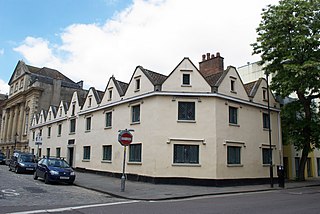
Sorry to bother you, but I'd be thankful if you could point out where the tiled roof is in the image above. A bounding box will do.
[29,67,76,84]
[140,67,167,86]
[244,79,261,97]
[114,78,129,96]
[91,87,104,104]
[204,71,224,86]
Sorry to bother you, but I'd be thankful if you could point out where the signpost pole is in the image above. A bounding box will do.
[121,146,127,192]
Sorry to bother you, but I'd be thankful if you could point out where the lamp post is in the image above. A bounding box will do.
[14,133,18,151]
[266,73,274,188]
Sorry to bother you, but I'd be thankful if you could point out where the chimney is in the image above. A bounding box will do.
[199,52,224,77]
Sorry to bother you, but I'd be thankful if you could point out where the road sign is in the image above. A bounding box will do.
[35,134,42,145]
[118,130,133,146]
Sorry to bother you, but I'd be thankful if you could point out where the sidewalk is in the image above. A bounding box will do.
[73,171,320,201]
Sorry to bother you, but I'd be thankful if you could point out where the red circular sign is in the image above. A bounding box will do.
[118,131,133,146]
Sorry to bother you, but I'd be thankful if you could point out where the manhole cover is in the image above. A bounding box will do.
[23,187,47,193]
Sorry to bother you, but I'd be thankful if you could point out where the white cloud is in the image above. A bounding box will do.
[0,78,9,95]
[14,0,279,91]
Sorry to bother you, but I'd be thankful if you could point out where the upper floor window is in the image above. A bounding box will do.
[20,79,24,89]
[71,103,76,116]
[47,127,51,138]
[70,119,76,133]
[131,105,140,123]
[105,112,112,128]
[58,124,62,136]
[88,97,92,107]
[108,90,112,100]
[182,74,190,85]
[83,146,91,160]
[135,78,140,91]
[231,80,235,92]
[86,117,91,131]
[48,111,52,120]
[263,89,267,101]
[263,113,270,129]
[15,83,18,92]
[229,106,238,125]
[174,144,199,164]
[59,107,63,117]
[178,102,195,121]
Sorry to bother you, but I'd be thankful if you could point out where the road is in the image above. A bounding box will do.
[1,164,320,214]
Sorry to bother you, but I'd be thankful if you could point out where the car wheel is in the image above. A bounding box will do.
[8,166,11,171]
[15,167,20,174]
[67,181,74,185]
[33,171,38,180]
[44,173,50,184]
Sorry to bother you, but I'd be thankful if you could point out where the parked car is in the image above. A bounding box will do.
[8,152,37,173]
[33,157,75,185]
[0,152,6,165]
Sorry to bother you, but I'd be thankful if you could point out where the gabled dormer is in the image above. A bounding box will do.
[211,66,250,101]
[101,76,127,105]
[245,78,279,108]
[38,109,47,124]
[31,114,39,127]
[124,66,165,98]
[56,101,68,119]
[8,60,29,97]
[46,106,57,122]
[67,91,81,117]
[162,57,211,92]
[81,87,104,111]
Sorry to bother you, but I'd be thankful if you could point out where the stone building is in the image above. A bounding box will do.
[30,52,282,186]
[0,60,86,158]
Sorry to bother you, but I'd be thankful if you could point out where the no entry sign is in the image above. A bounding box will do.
[118,130,133,146]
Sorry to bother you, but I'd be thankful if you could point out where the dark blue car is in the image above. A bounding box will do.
[33,157,75,185]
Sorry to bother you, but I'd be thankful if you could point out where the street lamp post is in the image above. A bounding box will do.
[266,73,274,188]
[14,133,18,151]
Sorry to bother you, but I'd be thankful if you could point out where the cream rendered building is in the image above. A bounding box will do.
[238,62,320,180]
[30,53,281,185]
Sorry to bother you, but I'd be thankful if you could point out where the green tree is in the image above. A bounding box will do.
[252,0,320,181]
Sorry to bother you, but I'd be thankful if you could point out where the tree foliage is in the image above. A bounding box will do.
[252,0,320,181]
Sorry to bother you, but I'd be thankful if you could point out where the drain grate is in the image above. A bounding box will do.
[23,187,47,193]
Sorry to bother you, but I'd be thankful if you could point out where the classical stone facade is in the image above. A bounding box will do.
[0,60,86,158]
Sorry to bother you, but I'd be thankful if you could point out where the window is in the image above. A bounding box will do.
[56,148,61,158]
[48,111,52,120]
[129,143,142,162]
[47,127,51,138]
[102,145,112,161]
[231,80,235,92]
[178,102,195,121]
[39,129,42,137]
[182,74,190,85]
[227,146,241,165]
[135,79,140,91]
[59,107,63,117]
[32,131,35,141]
[20,79,24,88]
[105,112,112,127]
[263,113,270,129]
[24,112,29,135]
[70,119,76,133]
[108,90,112,100]
[58,124,62,136]
[262,148,272,165]
[132,105,140,123]
[88,97,92,107]
[86,117,91,131]
[46,148,50,158]
[229,106,238,125]
[71,103,76,116]
[174,144,199,164]
[263,89,267,100]
[83,146,91,160]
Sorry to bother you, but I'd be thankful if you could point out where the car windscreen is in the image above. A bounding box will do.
[19,155,35,163]
[48,159,70,168]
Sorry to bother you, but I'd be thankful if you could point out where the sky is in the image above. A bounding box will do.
[0,0,279,94]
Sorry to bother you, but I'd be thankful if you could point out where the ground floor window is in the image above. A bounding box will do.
[129,143,141,162]
[83,146,91,160]
[227,146,241,165]
[56,147,61,158]
[46,148,50,158]
[262,148,272,165]
[295,157,300,178]
[317,158,320,176]
[102,145,112,161]
[173,144,199,164]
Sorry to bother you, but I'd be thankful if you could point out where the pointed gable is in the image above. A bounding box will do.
[101,76,128,105]
[123,66,159,98]
[213,66,250,100]
[46,105,57,122]
[67,91,81,117]
[248,78,279,107]
[82,87,103,111]
[56,101,68,119]
[162,57,211,92]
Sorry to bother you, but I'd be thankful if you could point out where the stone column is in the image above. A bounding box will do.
[7,108,14,142]
[3,110,9,142]
[1,110,8,142]
[17,103,24,141]
[11,105,19,142]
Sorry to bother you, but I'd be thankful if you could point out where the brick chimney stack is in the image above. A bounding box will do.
[199,52,224,77]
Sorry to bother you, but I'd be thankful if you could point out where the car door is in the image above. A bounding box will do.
[37,159,47,178]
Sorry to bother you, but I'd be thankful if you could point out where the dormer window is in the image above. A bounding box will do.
[71,102,76,116]
[231,80,235,92]
[263,88,267,101]
[108,89,112,101]
[20,79,24,89]
[48,111,51,120]
[59,107,62,117]
[135,78,140,91]
[182,74,190,86]
[88,96,92,107]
